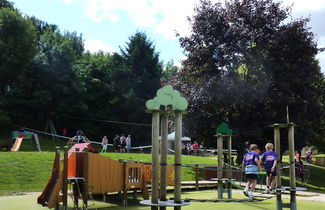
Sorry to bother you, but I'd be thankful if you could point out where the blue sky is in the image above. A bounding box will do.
[11,0,325,71]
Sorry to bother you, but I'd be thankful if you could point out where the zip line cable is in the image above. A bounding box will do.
[70,117,152,127]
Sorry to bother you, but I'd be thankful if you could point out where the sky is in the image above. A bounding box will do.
[10,0,325,71]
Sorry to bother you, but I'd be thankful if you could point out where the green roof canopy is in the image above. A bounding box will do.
[145,85,188,112]
[216,122,233,135]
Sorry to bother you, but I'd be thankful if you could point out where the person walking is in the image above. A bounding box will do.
[261,143,278,193]
[243,144,261,198]
[101,136,108,153]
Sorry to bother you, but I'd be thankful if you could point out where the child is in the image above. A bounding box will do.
[261,143,278,193]
[243,144,260,198]
[297,160,305,184]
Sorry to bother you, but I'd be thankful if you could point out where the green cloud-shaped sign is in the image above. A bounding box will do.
[216,122,233,135]
[146,85,188,111]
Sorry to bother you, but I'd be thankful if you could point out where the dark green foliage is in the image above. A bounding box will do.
[173,0,325,154]
[0,5,163,145]
[0,0,14,10]
[0,7,36,123]
[118,32,163,144]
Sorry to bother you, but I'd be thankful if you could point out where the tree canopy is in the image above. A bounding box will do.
[173,0,325,154]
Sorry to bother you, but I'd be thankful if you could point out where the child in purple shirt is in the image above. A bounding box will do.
[261,143,278,193]
[242,144,260,198]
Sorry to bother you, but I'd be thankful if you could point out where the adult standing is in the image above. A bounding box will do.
[120,134,127,153]
[113,134,120,153]
[192,141,199,156]
[126,134,132,153]
[101,136,108,153]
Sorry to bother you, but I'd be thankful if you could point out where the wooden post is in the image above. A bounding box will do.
[217,134,223,199]
[288,123,297,210]
[160,114,168,210]
[73,148,80,208]
[151,110,160,210]
[174,111,182,210]
[195,164,199,191]
[55,147,60,210]
[274,124,282,210]
[122,161,128,206]
[83,148,89,208]
[227,135,232,199]
[63,146,68,210]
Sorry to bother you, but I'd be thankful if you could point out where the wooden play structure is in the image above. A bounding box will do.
[140,85,189,210]
[214,122,234,199]
[271,122,306,210]
[37,143,175,209]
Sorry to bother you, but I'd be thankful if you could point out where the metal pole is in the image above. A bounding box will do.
[217,134,223,199]
[174,111,182,210]
[151,111,160,210]
[288,123,296,210]
[160,114,168,210]
[274,124,282,210]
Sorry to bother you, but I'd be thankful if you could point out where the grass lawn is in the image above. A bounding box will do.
[1,190,325,210]
[1,151,325,196]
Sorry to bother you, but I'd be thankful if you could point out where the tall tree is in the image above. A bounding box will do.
[120,32,163,144]
[25,28,85,129]
[0,7,36,123]
[173,0,324,156]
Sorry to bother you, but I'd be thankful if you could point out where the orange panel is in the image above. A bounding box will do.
[68,152,76,177]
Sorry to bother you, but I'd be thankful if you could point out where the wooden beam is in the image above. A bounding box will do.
[274,124,282,210]
[160,114,168,210]
[174,111,182,210]
[151,110,160,210]
[288,123,297,210]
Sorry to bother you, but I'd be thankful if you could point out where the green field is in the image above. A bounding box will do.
[0,150,325,195]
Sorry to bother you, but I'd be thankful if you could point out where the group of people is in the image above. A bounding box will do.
[101,134,132,153]
[182,141,205,156]
[243,142,306,198]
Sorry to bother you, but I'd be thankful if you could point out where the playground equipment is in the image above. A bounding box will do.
[37,143,175,209]
[213,122,234,199]
[271,122,306,210]
[140,85,189,210]
[0,130,41,152]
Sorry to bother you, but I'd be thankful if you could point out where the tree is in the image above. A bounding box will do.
[0,0,14,10]
[162,60,179,84]
[0,7,36,123]
[23,28,85,130]
[174,0,324,158]
[120,32,163,144]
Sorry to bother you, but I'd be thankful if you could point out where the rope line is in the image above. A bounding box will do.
[70,117,152,127]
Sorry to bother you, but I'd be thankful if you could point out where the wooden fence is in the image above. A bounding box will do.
[315,157,325,167]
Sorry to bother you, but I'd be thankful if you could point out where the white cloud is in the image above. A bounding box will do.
[81,0,220,40]
[84,40,115,53]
